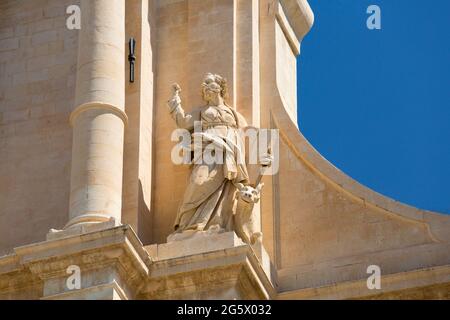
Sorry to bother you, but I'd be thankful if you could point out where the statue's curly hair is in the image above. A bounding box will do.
[201,73,229,100]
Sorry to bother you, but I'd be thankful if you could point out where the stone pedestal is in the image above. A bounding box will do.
[143,232,276,300]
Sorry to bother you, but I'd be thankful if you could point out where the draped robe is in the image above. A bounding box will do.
[170,103,249,234]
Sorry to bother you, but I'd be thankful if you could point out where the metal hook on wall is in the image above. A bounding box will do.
[128,38,136,83]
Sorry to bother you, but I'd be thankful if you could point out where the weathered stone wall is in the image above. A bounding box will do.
[152,0,190,244]
[275,19,297,125]
[0,0,79,255]
[122,0,155,244]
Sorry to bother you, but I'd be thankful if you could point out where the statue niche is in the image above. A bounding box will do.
[166,73,272,245]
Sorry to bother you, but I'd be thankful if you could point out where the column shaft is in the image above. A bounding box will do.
[67,0,127,229]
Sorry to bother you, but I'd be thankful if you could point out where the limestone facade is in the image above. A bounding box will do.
[0,0,449,300]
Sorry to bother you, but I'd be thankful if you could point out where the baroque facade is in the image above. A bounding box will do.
[0,0,449,300]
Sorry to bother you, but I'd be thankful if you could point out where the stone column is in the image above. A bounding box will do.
[66,0,127,229]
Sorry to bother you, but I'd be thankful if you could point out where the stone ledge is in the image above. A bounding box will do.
[2,225,150,300]
[46,218,118,241]
[279,264,450,300]
[277,242,450,292]
[41,280,127,300]
[0,227,276,300]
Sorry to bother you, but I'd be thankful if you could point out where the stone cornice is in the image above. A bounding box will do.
[0,227,275,299]
[0,226,150,299]
[15,226,149,266]
[0,254,41,298]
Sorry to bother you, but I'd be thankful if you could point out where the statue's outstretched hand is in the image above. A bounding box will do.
[259,146,273,168]
[259,153,273,168]
[167,83,182,113]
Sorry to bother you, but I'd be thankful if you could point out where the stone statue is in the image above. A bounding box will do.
[167,73,272,245]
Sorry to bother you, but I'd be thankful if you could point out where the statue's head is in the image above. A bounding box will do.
[201,73,228,104]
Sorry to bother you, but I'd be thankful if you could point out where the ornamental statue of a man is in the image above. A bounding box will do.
[167,73,272,245]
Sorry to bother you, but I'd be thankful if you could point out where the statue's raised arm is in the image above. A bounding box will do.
[167,83,195,130]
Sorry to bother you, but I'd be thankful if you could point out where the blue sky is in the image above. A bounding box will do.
[298,0,450,214]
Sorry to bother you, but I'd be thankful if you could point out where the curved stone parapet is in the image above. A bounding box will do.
[270,89,450,295]
[259,0,450,295]
[273,97,450,241]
